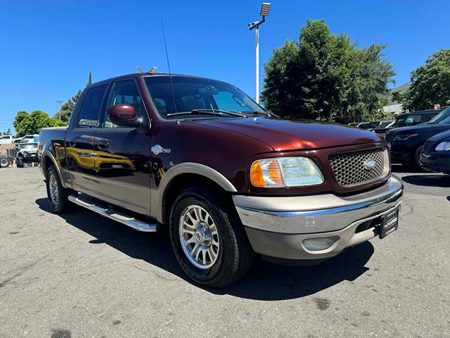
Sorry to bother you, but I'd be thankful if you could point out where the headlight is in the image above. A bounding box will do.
[435,141,450,151]
[250,157,324,188]
[393,134,418,141]
[23,151,29,156]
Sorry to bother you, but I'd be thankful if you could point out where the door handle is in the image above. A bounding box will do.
[97,139,109,150]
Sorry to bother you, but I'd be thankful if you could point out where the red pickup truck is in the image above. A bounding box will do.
[39,73,403,287]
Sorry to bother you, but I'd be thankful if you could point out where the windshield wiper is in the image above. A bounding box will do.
[166,109,245,118]
[241,110,279,118]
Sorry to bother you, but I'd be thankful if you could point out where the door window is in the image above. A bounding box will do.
[105,80,146,128]
[76,85,107,128]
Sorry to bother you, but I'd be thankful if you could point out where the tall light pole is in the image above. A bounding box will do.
[248,2,271,104]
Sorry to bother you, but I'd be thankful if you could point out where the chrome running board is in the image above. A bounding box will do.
[68,194,158,232]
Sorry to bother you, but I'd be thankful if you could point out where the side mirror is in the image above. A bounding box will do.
[107,104,139,127]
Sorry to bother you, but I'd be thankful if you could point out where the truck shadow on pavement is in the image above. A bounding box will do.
[401,174,450,187]
[391,164,422,173]
[36,198,374,301]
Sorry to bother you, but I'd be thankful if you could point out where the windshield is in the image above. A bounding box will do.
[358,123,370,129]
[20,143,37,150]
[395,116,407,127]
[21,136,38,143]
[379,120,393,128]
[144,76,266,118]
[426,107,450,124]
[440,116,450,125]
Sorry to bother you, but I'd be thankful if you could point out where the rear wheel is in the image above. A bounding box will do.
[0,157,10,168]
[169,187,254,287]
[46,165,73,213]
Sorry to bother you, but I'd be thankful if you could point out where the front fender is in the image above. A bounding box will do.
[151,162,237,223]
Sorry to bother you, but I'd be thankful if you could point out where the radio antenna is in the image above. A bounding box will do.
[160,17,177,113]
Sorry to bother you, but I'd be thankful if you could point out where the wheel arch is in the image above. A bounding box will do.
[153,162,237,224]
[41,151,68,188]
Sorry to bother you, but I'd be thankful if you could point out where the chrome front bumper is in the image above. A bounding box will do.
[233,175,403,261]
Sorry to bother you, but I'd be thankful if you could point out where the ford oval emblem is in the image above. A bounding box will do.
[363,159,376,171]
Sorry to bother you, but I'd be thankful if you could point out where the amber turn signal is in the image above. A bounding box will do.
[250,159,283,187]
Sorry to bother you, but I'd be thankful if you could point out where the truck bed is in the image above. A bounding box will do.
[38,127,67,153]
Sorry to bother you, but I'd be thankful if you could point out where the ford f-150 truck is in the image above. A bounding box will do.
[39,73,403,287]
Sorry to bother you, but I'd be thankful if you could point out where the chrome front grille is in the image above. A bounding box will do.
[329,149,389,187]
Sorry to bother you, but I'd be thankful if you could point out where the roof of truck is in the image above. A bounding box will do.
[90,73,216,87]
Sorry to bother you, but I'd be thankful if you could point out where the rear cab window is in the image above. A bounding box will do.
[76,85,108,128]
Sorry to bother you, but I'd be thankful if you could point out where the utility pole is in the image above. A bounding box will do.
[248,3,271,104]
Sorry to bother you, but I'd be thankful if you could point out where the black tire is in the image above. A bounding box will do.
[414,145,428,171]
[169,187,254,287]
[16,157,24,168]
[46,165,73,213]
[0,157,11,168]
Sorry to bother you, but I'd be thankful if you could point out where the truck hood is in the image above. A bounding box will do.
[428,129,450,142]
[190,117,381,151]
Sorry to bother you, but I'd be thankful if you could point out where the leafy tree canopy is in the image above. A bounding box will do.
[0,128,12,136]
[13,110,63,137]
[262,20,394,122]
[403,49,450,110]
[54,90,82,124]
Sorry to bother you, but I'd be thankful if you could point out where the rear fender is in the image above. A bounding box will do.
[41,150,68,189]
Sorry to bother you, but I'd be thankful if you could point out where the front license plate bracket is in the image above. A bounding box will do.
[379,208,399,239]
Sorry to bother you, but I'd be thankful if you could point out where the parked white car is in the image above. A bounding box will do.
[20,134,39,144]
[0,135,14,144]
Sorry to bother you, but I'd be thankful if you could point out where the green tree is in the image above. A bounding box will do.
[403,49,450,110]
[13,110,60,137]
[391,90,406,104]
[0,128,12,136]
[262,20,394,122]
[13,111,31,137]
[55,90,82,124]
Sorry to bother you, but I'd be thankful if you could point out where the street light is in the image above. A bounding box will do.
[248,2,271,104]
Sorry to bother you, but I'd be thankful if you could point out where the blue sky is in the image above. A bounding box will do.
[0,0,449,133]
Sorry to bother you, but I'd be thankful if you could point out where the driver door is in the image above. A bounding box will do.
[94,79,153,216]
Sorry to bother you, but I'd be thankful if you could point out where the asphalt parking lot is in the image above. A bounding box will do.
[0,167,449,337]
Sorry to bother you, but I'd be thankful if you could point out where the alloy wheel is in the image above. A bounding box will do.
[49,171,60,206]
[179,205,220,269]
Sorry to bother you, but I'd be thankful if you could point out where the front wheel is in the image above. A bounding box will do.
[169,187,254,287]
[16,157,24,168]
[414,145,429,171]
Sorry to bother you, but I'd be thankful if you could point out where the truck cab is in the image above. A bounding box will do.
[39,73,403,287]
